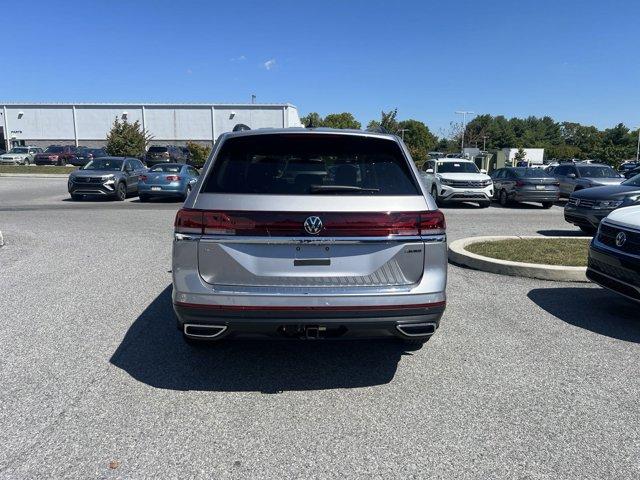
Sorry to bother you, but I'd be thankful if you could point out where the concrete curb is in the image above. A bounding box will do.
[448,235,590,283]
[0,173,70,178]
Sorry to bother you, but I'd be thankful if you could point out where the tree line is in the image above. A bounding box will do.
[301,110,639,166]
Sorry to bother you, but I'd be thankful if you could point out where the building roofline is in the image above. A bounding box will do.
[0,102,297,108]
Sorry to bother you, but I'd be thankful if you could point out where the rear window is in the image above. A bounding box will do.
[148,146,168,153]
[45,146,64,153]
[577,166,620,178]
[150,164,182,173]
[201,134,420,195]
[512,168,553,178]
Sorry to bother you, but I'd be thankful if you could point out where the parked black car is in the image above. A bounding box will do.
[70,147,108,166]
[68,157,147,201]
[624,166,640,179]
[144,145,186,166]
[490,167,560,208]
[564,174,640,233]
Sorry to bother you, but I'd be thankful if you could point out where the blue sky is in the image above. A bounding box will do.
[3,0,639,135]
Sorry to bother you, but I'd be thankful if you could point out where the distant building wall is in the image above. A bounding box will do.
[0,103,301,149]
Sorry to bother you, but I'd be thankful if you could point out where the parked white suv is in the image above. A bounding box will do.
[420,158,493,207]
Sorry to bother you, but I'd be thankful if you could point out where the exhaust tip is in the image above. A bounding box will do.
[396,322,437,337]
[184,324,227,339]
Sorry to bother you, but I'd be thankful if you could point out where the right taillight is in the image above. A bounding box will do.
[419,210,446,234]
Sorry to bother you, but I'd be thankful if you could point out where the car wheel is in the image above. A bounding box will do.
[499,189,509,206]
[478,201,491,208]
[57,158,64,166]
[70,193,82,201]
[430,185,440,205]
[24,159,30,165]
[579,225,597,235]
[115,182,127,201]
[542,201,554,209]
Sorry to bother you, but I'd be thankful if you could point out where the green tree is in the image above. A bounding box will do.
[514,147,527,164]
[322,112,361,130]
[105,119,151,157]
[186,141,212,168]
[300,112,324,128]
[397,119,437,162]
[367,108,399,134]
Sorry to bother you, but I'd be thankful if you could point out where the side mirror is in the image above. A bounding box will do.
[480,169,487,174]
[425,168,434,174]
[567,173,576,178]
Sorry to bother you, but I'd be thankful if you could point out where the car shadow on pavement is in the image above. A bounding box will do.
[527,287,639,342]
[110,286,413,392]
[537,229,590,237]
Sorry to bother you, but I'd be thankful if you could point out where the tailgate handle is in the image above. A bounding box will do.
[294,259,330,266]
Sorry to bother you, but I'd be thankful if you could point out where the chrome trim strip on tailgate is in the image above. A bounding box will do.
[176,234,446,244]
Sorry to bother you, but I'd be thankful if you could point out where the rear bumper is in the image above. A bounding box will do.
[174,301,445,339]
[139,184,184,196]
[513,190,559,202]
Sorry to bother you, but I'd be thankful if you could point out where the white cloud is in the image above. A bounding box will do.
[230,55,246,62]
[263,58,276,70]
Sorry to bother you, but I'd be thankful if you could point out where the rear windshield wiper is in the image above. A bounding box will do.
[310,185,380,194]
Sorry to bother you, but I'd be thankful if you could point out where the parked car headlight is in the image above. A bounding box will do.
[102,174,115,184]
[482,179,493,186]
[439,177,455,185]
[593,200,623,210]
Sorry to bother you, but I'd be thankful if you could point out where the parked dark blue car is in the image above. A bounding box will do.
[138,163,200,202]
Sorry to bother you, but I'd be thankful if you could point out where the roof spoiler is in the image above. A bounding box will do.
[232,123,251,132]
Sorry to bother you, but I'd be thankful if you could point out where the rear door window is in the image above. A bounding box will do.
[201,134,420,195]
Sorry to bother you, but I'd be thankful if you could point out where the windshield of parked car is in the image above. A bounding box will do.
[82,158,123,171]
[512,168,554,178]
[45,146,64,153]
[577,166,620,178]
[148,146,168,153]
[201,134,420,195]
[9,147,29,154]
[437,161,479,174]
[149,164,182,173]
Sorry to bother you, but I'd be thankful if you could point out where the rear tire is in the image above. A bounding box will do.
[115,182,127,201]
[70,193,82,201]
[542,201,554,209]
[478,201,491,208]
[499,189,509,207]
[430,185,440,205]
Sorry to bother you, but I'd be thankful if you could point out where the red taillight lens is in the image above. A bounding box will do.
[419,211,446,233]
[166,175,181,181]
[139,175,147,182]
[175,209,204,234]
[175,210,446,236]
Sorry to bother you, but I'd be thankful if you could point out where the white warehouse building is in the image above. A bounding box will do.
[0,102,303,150]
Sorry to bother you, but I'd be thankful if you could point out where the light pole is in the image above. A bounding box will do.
[483,135,489,151]
[455,110,474,153]
[636,126,640,162]
[398,128,409,140]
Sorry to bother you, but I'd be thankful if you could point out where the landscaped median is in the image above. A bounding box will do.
[448,236,592,282]
[0,165,78,177]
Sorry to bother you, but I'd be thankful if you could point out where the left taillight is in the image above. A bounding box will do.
[139,175,147,182]
[175,209,204,234]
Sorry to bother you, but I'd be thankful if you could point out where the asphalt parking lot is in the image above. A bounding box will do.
[1,176,638,479]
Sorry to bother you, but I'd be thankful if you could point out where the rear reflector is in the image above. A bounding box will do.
[175,210,446,236]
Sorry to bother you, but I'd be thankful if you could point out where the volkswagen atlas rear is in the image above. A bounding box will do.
[172,128,447,344]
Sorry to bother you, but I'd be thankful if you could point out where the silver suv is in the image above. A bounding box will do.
[172,128,448,344]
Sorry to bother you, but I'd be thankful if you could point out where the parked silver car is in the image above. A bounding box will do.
[552,163,624,197]
[172,128,448,344]
[0,146,42,165]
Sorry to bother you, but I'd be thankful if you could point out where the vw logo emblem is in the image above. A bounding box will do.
[303,216,323,235]
[574,199,581,206]
[615,231,627,247]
